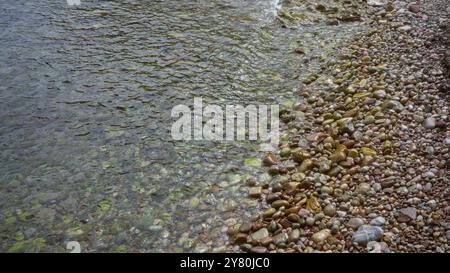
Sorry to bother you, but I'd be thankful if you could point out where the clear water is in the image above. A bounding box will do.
[0,0,361,252]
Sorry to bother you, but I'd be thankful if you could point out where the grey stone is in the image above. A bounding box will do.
[272,232,288,245]
[250,228,269,242]
[423,117,436,129]
[352,225,384,245]
[370,216,386,226]
[311,229,331,243]
[398,207,417,222]
[347,217,365,230]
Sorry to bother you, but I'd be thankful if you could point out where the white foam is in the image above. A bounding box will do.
[270,0,282,17]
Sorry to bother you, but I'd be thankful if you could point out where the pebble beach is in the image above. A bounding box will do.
[228,0,450,253]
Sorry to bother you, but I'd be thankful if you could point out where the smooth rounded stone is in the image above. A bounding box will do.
[422,171,435,179]
[352,225,384,246]
[298,208,311,218]
[306,217,315,226]
[306,132,329,143]
[291,172,306,182]
[280,147,291,157]
[298,159,314,173]
[311,229,331,243]
[250,246,267,253]
[398,207,417,223]
[320,186,334,195]
[250,228,269,242]
[381,99,403,112]
[330,224,339,235]
[263,153,278,166]
[373,89,386,99]
[287,213,300,223]
[292,148,311,163]
[447,230,450,240]
[425,146,434,155]
[444,138,450,145]
[356,182,371,195]
[372,183,382,192]
[360,147,376,156]
[272,232,288,245]
[330,150,347,163]
[239,222,252,233]
[266,193,280,203]
[318,159,332,173]
[398,25,412,32]
[268,220,278,232]
[347,217,365,230]
[367,213,377,219]
[285,205,301,215]
[396,186,409,195]
[347,149,359,158]
[423,117,436,129]
[289,229,300,242]
[314,173,328,184]
[271,199,289,209]
[364,115,375,124]
[353,131,363,141]
[314,212,325,222]
[370,216,386,226]
[239,243,252,252]
[233,233,248,244]
[248,187,262,198]
[323,204,336,217]
[367,0,388,6]
[427,199,437,208]
[262,208,276,218]
[272,211,282,219]
[407,3,420,13]
[367,241,390,253]
[272,183,283,192]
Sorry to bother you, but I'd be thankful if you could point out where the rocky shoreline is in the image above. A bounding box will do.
[229,0,449,253]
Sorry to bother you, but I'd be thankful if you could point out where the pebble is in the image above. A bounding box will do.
[347,217,365,230]
[239,222,252,233]
[263,208,276,218]
[311,229,331,243]
[250,228,269,242]
[248,187,262,198]
[250,246,267,253]
[398,207,417,223]
[407,3,420,13]
[397,186,409,195]
[370,216,386,226]
[271,200,289,209]
[289,229,301,242]
[323,204,336,217]
[422,171,435,179]
[306,217,315,226]
[352,225,384,246]
[272,232,288,245]
[423,117,436,129]
[357,183,371,195]
[230,0,449,254]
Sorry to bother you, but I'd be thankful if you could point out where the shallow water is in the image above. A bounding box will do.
[0,0,361,252]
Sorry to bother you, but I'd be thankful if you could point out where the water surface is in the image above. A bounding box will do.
[0,0,361,252]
